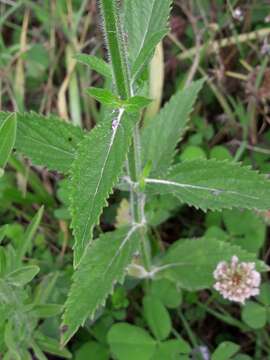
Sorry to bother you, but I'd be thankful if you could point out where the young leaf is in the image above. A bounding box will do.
[87,87,122,108]
[62,226,140,345]
[124,0,172,82]
[142,80,204,176]
[123,96,152,113]
[70,111,136,266]
[146,159,270,211]
[0,113,17,169]
[108,323,156,360]
[87,88,151,113]
[158,237,268,291]
[75,54,112,79]
[15,112,84,173]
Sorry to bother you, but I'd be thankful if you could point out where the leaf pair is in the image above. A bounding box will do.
[87,87,152,113]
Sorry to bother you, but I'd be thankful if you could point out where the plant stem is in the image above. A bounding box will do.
[99,0,130,99]
[99,0,150,269]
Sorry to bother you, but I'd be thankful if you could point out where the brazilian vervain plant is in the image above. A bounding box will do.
[1,0,270,351]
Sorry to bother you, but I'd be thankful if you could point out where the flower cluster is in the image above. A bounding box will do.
[213,256,261,304]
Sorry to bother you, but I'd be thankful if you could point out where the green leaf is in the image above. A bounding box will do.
[151,339,191,359]
[241,301,267,329]
[62,226,140,344]
[31,341,49,360]
[75,54,112,79]
[131,30,167,81]
[32,304,62,318]
[70,112,136,265]
[146,159,270,211]
[87,87,122,108]
[19,206,44,259]
[180,145,207,161]
[223,209,266,253]
[15,112,84,173]
[0,113,17,169]
[142,80,204,176]
[123,96,152,113]
[149,279,182,309]
[257,283,270,306]
[143,296,171,341]
[75,341,109,360]
[124,0,172,81]
[7,265,40,286]
[35,332,71,359]
[108,323,156,360]
[87,88,151,113]
[159,237,268,291]
[212,341,240,360]
[233,355,252,360]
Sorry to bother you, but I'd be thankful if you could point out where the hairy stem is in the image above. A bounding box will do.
[99,0,150,269]
[99,0,130,99]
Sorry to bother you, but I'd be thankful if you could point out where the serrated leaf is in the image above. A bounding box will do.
[70,111,136,266]
[142,80,204,176]
[146,159,270,211]
[62,226,140,345]
[131,30,167,82]
[75,53,112,79]
[15,112,84,173]
[158,237,268,291]
[0,113,17,169]
[124,0,172,81]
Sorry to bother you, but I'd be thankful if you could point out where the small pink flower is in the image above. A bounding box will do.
[213,255,261,304]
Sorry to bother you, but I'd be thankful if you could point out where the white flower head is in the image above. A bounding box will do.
[232,7,244,21]
[213,255,261,304]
